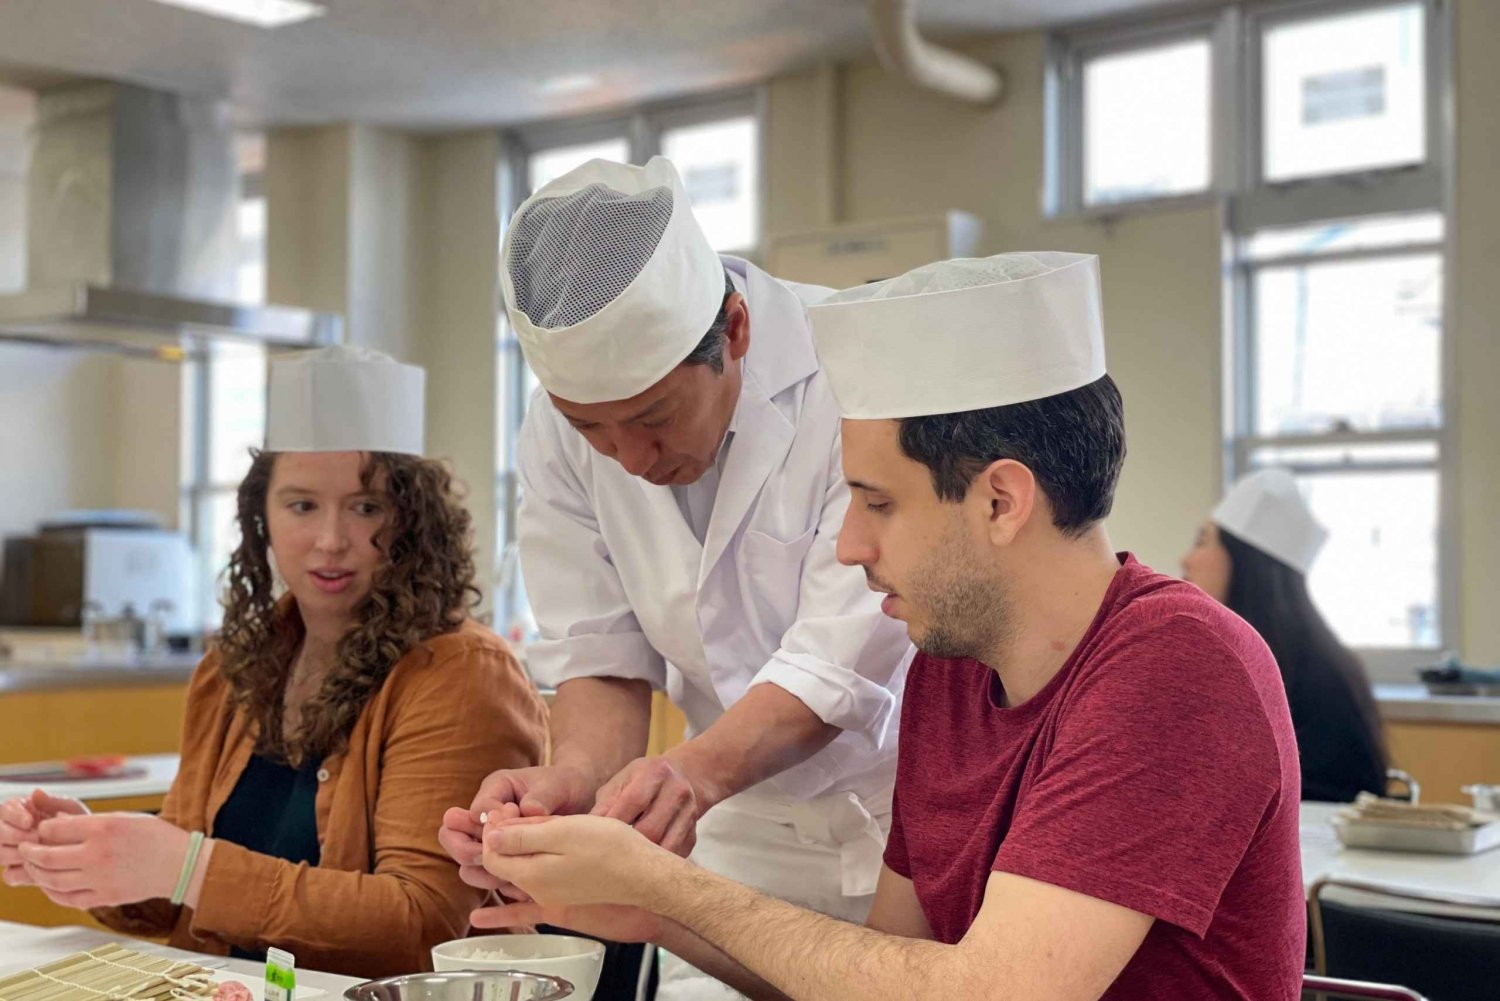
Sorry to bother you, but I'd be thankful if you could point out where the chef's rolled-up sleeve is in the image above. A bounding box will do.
[517,402,668,691]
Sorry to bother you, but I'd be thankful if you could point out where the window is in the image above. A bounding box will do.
[185,342,266,629]
[1236,213,1446,650]
[1260,2,1426,182]
[1049,23,1217,214]
[1231,0,1448,667]
[1051,1,1450,667]
[185,132,269,628]
[661,115,758,252]
[1082,38,1212,206]
[528,137,630,192]
[236,132,267,305]
[494,92,762,635]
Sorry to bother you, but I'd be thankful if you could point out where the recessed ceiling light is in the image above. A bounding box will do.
[146,0,327,29]
[538,74,601,96]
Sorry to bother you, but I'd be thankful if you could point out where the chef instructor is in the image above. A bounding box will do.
[439,157,912,998]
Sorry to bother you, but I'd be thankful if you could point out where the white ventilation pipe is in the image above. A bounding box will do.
[867,0,1004,105]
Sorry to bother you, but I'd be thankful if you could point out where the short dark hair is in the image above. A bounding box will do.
[896,374,1126,536]
[680,271,737,373]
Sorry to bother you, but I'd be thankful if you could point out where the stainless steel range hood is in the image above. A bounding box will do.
[0,83,341,359]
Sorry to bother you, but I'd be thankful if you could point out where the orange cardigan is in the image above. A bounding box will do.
[93,618,547,978]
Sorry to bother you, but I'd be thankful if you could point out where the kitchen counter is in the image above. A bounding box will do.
[0,652,202,694]
[0,752,179,801]
[1376,683,1500,725]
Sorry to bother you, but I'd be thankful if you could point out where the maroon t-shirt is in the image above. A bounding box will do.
[885,555,1305,999]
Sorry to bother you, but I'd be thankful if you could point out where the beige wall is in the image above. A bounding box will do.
[767,35,1224,576]
[266,125,352,316]
[1452,0,1500,661]
[264,124,504,612]
[413,130,503,612]
[349,127,422,364]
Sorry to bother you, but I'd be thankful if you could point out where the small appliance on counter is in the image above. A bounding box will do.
[1417,657,1500,696]
[0,510,194,635]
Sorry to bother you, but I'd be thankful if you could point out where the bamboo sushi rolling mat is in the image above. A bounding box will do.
[0,943,217,1001]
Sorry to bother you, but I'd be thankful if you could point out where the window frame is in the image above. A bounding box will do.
[1241,0,1442,192]
[491,87,766,633]
[1223,0,1455,676]
[1046,9,1233,217]
[1052,0,1455,672]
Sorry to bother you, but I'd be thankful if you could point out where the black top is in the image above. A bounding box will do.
[213,752,323,961]
[1287,668,1387,803]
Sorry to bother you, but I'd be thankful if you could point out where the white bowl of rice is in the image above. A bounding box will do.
[430,934,605,999]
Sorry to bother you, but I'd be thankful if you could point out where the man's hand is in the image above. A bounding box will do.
[481,814,679,910]
[590,754,711,857]
[439,764,599,895]
[469,763,599,822]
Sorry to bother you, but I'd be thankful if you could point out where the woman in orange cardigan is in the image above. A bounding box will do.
[0,348,547,977]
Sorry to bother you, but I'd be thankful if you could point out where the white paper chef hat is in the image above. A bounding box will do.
[1212,469,1328,574]
[501,156,724,404]
[808,252,1107,419]
[266,345,425,456]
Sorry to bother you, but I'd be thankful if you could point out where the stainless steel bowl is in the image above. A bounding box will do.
[343,971,573,1001]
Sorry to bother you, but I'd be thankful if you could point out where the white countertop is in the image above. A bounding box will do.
[0,920,362,995]
[0,753,179,801]
[1374,684,1500,725]
[1300,801,1500,918]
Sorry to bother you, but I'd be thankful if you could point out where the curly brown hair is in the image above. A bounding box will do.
[216,450,482,765]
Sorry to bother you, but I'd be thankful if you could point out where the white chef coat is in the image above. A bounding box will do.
[517,255,911,858]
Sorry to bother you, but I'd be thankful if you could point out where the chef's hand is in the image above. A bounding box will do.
[1,790,88,887]
[482,814,675,911]
[591,754,707,857]
[471,900,663,945]
[17,812,191,909]
[439,764,598,895]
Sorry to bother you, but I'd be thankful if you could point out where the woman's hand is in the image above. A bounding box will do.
[1,790,88,887]
[17,812,195,909]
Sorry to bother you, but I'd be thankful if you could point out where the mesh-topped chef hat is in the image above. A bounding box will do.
[501,156,723,404]
[1212,468,1328,575]
[808,252,1106,419]
[266,345,425,456]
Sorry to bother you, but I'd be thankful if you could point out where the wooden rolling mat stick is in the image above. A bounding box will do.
[0,946,216,1001]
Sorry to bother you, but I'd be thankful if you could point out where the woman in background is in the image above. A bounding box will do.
[1182,468,1388,803]
[0,347,548,976]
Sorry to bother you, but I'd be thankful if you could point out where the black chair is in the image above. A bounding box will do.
[1309,877,1500,1001]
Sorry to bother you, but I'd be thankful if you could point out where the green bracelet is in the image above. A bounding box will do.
[171,831,205,906]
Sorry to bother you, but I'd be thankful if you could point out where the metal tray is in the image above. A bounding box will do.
[1335,819,1500,855]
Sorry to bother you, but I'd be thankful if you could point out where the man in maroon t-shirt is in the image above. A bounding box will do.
[471,253,1306,1001]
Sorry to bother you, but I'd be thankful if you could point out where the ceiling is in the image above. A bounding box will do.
[0,0,1216,129]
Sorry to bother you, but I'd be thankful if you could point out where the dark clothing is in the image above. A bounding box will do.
[215,753,323,961]
[1286,665,1388,802]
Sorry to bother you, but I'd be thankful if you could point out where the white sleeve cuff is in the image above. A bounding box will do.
[526,632,667,691]
[748,651,900,751]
